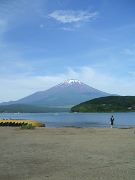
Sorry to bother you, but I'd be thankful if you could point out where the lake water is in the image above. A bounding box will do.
[1,112,135,128]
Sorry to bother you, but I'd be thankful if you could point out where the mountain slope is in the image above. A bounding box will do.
[2,80,110,108]
[71,96,135,112]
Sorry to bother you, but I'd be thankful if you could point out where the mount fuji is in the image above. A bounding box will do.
[1,80,110,112]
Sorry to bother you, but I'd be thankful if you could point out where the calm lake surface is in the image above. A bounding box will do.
[1,112,135,128]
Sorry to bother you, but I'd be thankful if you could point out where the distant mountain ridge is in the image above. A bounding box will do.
[0,79,110,112]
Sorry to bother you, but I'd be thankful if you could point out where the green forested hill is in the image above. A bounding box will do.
[71,96,135,112]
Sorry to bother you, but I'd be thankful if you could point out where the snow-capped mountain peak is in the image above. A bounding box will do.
[57,79,83,87]
[64,79,82,84]
[1,79,110,108]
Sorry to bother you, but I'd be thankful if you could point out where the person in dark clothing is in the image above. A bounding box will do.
[110,115,114,128]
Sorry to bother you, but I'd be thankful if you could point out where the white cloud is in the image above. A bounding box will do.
[49,10,98,24]
[0,66,135,102]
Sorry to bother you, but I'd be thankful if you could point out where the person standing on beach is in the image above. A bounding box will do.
[110,115,114,128]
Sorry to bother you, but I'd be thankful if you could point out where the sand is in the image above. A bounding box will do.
[0,127,135,180]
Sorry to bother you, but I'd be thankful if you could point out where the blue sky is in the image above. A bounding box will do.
[0,0,135,102]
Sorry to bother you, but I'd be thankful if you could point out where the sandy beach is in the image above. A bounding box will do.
[0,127,135,180]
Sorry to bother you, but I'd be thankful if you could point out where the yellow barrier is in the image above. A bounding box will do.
[0,119,45,127]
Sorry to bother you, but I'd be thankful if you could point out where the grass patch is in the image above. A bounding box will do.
[20,124,35,130]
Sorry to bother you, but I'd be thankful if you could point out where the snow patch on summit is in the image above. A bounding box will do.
[64,79,82,84]
[56,79,83,88]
